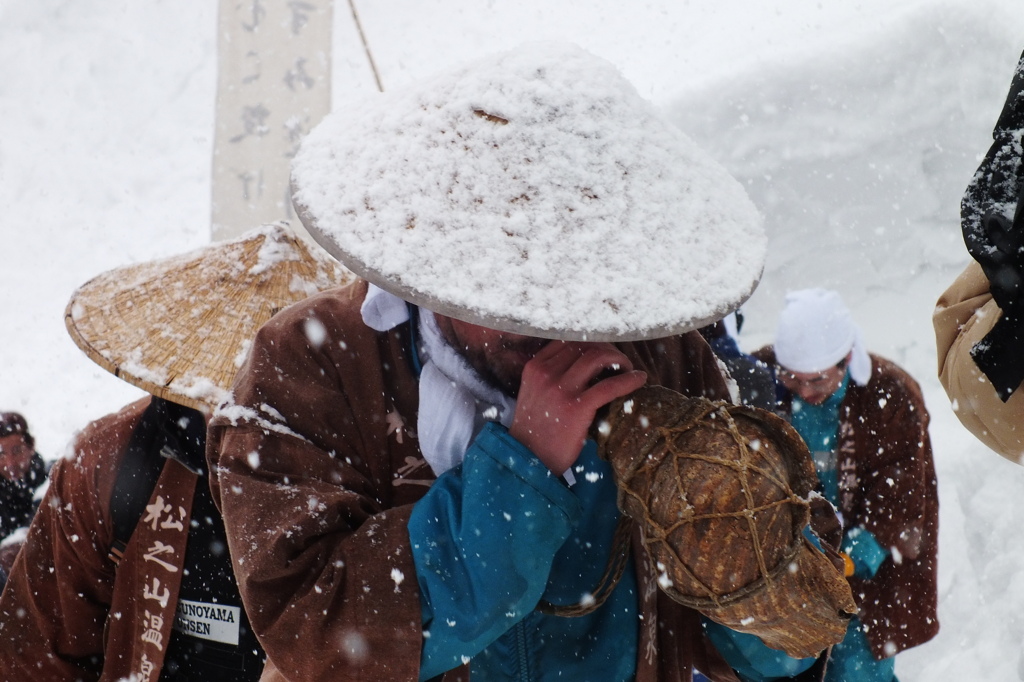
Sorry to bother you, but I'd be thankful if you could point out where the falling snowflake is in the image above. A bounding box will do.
[391,567,405,592]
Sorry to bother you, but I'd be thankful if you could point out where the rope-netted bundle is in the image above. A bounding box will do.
[594,385,857,658]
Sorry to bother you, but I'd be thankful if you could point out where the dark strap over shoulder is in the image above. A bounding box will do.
[108,398,206,565]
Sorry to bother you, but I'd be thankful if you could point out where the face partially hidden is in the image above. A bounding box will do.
[434,315,550,396]
[0,433,34,481]
[777,353,852,406]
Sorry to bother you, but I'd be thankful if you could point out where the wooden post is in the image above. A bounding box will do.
[212,0,333,242]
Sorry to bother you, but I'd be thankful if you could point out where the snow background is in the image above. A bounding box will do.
[2,0,1024,678]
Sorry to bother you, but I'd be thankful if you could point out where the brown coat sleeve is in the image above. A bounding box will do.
[843,360,933,560]
[934,260,1024,463]
[207,283,426,682]
[621,331,731,403]
[842,359,939,657]
[0,398,149,680]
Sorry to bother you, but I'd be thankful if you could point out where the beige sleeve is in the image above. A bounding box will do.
[934,260,1024,463]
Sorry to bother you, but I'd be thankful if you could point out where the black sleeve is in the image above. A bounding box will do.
[961,48,1024,399]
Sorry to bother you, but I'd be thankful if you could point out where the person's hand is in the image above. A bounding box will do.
[509,341,647,476]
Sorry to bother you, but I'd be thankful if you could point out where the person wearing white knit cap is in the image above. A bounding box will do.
[754,288,939,682]
[774,288,872,405]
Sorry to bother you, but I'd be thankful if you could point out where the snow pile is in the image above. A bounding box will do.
[668,0,1023,367]
[293,42,764,340]
[669,3,1024,679]
[0,0,218,447]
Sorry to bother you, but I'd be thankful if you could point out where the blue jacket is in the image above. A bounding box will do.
[410,424,638,681]
[410,422,822,681]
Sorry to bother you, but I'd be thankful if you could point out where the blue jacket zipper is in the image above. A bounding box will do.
[515,620,531,682]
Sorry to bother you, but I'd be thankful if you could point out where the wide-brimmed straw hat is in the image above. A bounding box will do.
[291,41,765,341]
[65,223,352,411]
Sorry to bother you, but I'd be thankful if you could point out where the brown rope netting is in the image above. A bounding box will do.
[593,385,857,659]
[536,515,632,618]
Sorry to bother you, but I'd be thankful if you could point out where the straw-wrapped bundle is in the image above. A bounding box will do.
[594,385,857,658]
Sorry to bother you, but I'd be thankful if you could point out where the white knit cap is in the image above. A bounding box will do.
[775,288,871,386]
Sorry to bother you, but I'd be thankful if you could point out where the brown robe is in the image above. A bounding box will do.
[207,280,746,682]
[0,398,199,681]
[754,347,940,659]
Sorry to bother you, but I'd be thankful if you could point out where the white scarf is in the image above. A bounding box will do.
[361,285,516,476]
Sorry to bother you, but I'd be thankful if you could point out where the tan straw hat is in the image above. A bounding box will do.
[291,42,765,341]
[65,223,352,411]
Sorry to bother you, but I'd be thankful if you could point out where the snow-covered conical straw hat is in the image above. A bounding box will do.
[291,41,765,342]
[65,223,352,411]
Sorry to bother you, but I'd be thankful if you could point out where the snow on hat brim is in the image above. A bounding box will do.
[291,41,765,342]
[65,223,353,411]
[774,288,871,385]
